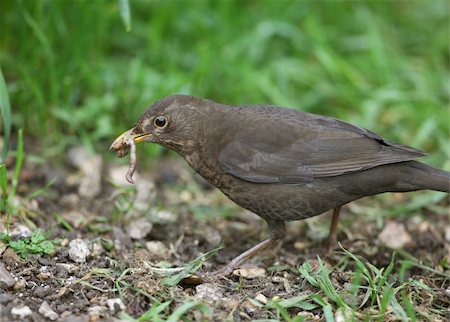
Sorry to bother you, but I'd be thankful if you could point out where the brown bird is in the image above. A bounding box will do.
[110,95,450,275]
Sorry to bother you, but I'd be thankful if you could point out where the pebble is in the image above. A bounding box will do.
[255,293,268,304]
[0,263,15,289]
[153,209,177,224]
[203,227,222,247]
[37,266,52,281]
[195,283,224,304]
[56,263,78,273]
[0,293,12,305]
[126,218,153,239]
[378,221,412,249]
[68,238,91,263]
[88,305,107,320]
[10,224,32,239]
[106,298,125,312]
[37,257,51,266]
[445,226,450,242]
[233,267,266,279]
[67,146,103,199]
[78,155,103,199]
[11,305,33,319]
[34,286,53,298]
[90,240,105,257]
[39,301,59,321]
[145,241,170,258]
[60,314,89,322]
[108,165,137,186]
[13,278,27,290]
[67,146,90,169]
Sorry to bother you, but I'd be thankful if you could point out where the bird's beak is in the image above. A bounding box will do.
[109,127,153,156]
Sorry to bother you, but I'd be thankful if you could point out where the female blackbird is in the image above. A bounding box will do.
[111,95,450,275]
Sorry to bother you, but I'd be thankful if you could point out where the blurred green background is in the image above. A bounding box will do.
[1,0,449,167]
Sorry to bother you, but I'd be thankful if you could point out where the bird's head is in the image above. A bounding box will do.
[110,95,209,157]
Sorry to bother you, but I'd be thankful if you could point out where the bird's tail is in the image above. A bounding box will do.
[406,161,450,193]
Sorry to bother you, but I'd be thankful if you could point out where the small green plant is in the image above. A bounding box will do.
[297,248,417,321]
[7,229,58,259]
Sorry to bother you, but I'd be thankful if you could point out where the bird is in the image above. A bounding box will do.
[110,95,450,275]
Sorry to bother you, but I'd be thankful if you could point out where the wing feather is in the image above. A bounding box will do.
[218,109,425,184]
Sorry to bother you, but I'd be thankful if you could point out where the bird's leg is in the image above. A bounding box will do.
[211,219,285,276]
[327,206,342,252]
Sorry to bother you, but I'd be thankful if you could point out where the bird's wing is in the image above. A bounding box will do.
[218,113,425,184]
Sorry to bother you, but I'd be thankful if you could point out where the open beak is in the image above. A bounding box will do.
[109,127,152,157]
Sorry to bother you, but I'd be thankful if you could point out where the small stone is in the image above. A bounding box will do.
[194,283,223,304]
[37,257,51,266]
[13,278,26,290]
[78,155,103,199]
[67,146,90,169]
[0,293,12,304]
[145,241,170,259]
[203,227,222,247]
[60,193,81,208]
[126,218,152,240]
[68,238,90,263]
[60,314,89,322]
[88,305,107,320]
[90,240,104,257]
[134,180,156,204]
[109,165,138,186]
[255,293,268,304]
[55,263,78,273]
[10,224,32,239]
[445,226,450,242]
[39,301,59,321]
[106,298,125,312]
[0,263,15,289]
[37,266,52,281]
[34,286,52,298]
[11,305,33,319]
[233,267,266,279]
[378,221,412,249]
[153,210,177,224]
[2,248,21,265]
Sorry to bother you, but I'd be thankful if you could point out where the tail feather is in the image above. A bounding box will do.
[407,161,450,193]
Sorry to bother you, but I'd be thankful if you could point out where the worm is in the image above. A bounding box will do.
[125,138,137,184]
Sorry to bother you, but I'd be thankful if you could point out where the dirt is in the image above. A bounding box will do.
[0,147,449,321]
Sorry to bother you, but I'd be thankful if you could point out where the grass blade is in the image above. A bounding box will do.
[0,68,11,163]
[118,0,132,32]
[166,301,211,322]
[9,129,24,212]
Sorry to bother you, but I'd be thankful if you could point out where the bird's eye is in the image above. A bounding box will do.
[154,116,168,128]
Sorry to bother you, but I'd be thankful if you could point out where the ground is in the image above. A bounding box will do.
[0,145,449,322]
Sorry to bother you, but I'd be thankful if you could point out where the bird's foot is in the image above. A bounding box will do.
[205,238,275,278]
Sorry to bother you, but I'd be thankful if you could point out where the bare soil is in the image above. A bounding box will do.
[1,149,449,321]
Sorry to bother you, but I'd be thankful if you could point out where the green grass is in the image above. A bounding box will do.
[1,0,448,165]
[0,68,12,162]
